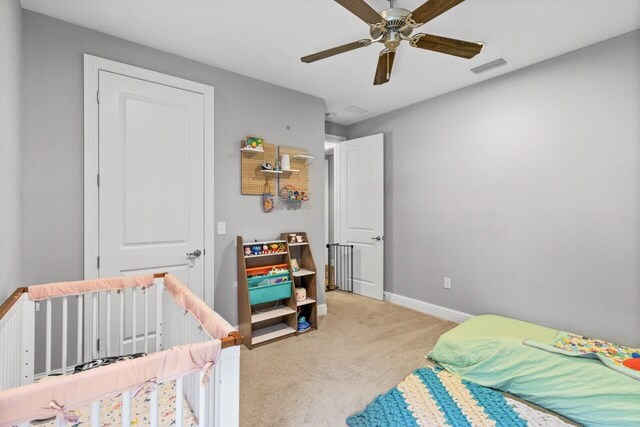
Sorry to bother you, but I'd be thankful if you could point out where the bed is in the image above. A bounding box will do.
[0,273,242,427]
[428,315,640,427]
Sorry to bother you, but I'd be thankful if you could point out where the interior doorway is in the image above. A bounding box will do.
[324,133,385,300]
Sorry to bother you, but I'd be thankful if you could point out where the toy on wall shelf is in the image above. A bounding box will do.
[244,136,263,149]
[244,247,252,256]
[280,185,310,202]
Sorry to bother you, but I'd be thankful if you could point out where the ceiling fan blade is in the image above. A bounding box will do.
[411,0,465,26]
[301,39,372,63]
[335,0,384,25]
[411,34,483,59]
[374,50,395,86]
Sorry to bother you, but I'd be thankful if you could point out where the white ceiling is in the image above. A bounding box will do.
[21,0,640,125]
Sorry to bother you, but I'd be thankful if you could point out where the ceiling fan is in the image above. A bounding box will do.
[301,0,484,85]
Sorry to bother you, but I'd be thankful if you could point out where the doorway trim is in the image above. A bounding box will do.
[324,133,345,245]
[83,54,216,307]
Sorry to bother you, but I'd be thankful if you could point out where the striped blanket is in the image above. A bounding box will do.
[347,367,573,426]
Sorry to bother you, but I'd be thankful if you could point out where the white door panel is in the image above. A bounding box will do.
[98,70,206,355]
[340,134,384,300]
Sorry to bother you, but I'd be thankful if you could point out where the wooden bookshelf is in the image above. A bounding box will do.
[238,232,319,349]
[237,236,296,349]
[281,232,318,335]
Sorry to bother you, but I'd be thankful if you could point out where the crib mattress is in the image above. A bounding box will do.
[36,380,197,426]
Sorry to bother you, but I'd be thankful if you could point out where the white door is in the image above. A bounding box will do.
[99,70,205,294]
[97,70,206,354]
[340,134,384,300]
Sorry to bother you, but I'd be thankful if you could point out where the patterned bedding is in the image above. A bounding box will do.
[36,380,197,426]
[347,367,572,426]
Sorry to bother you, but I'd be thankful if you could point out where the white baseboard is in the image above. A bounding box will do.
[317,303,327,316]
[383,292,473,324]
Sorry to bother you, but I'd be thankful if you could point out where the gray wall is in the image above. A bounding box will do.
[325,121,348,138]
[22,11,326,328]
[0,0,23,300]
[348,30,640,346]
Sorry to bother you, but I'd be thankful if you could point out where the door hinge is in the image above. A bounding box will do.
[97,174,100,187]
[97,338,100,352]
[97,256,100,269]
[96,91,100,104]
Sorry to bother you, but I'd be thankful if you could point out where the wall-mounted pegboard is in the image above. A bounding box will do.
[278,146,312,200]
[241,142,276,195]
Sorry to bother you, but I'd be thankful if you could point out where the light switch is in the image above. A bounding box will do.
[217,222,226,235]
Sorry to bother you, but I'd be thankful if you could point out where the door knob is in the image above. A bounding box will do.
[186,249,202,258]
[371,236,383,241]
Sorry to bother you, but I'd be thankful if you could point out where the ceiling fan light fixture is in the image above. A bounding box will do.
[302,0,483,85]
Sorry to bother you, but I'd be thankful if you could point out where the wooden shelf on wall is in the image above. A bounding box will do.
[240,147,264,153]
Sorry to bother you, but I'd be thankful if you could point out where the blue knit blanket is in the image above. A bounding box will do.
[347,367,572,426]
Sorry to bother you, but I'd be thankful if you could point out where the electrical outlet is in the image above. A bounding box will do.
[444,277,452,290]
[217,222,226,235]
[234,281,238,289]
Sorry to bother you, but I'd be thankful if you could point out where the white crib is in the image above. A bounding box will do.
[0,273,241,427]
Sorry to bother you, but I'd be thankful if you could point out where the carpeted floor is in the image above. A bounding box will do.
[239,291,457,427]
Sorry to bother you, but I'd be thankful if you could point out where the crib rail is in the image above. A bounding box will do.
[0,288,34,391]
[0,274,242,427]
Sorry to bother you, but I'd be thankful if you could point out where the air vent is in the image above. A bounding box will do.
[471,58,508,74]
[344,105,370,114]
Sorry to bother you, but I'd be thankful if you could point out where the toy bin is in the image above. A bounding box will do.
[249,281,293,305]
[247,271,290,288]
[246,264,289,278]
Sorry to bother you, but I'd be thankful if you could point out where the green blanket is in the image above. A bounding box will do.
[428,315,640,427]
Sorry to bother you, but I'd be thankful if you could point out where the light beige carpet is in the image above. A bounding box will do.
[239,291,457,427]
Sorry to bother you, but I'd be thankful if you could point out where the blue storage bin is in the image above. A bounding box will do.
[247,271,290,288]
[249,281,292,305]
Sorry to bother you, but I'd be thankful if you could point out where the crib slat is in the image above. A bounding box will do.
[106,290,112,356]
[62,296,68,374]
[91,401,100,427]
[132,287,137,353]
[150,384,159,427]
[77,295,83,364]
[144,287,149,353]
[176,377,184,427]
[199,370,207,427]
[45,299,52,375]
[121,390,132,426]
[92,292,98,359]
[119,290,124,355]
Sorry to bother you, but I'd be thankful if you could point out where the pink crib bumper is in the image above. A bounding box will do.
[164,274,236,340]
[27,275,155,301]
[26,274,236,340]
[0,340,221,426]
[1,274,237,426]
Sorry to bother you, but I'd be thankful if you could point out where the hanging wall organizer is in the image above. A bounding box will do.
[241,141,277,195]
[277,146,313,202]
